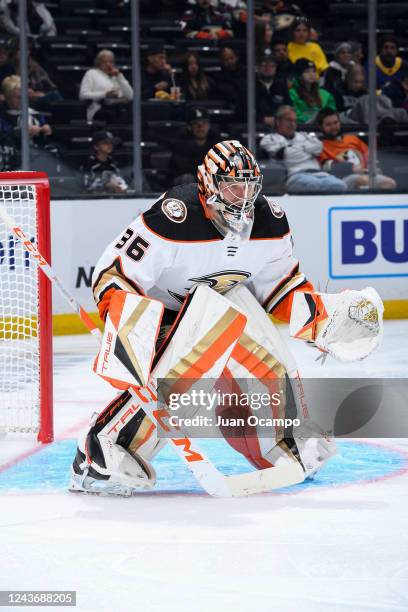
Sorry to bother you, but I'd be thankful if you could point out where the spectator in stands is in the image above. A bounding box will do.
[255,21,274,61]
[255,55,291,127]
[288,17,328,76]
[317,108,396,190]
[260,105,347,193]
[258,1,313,43]
[0,123,17,169]
[79,49,133,122]
[214,46,246,112]
[382,65,408,111]
[82,130,128,194]
[272,40,294,84]
[341,64,408,124]
[351,41,364,65]
[340,64,367,113]
[236,1,311,43]
[10,40,62,111]
[168,107,220,185]
[180,52,217,101]
[0,0,56,37]
[182,0,233,40]
[324,43,354,106]
[141,45,172,100]
[289,59,336,124]
[0,39,13,87]
[0,75,52,145]
[376,36,407,90]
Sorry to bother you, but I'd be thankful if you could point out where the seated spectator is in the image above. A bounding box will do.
[289,59,336,124]
[340,64,407,123]
[382,66,408,111]
[180,52,217,101]
[214,46,246,111]
[141,45,172,100]
[351,41,364,65]
[255,21,274,61]
[272,40,294,85]
[10,40,62,111]
[0,123,17,169]
[0,0,56,37]
[182,0,233,40]
[168,107,220,185]
[0,38,14,87]
[0,75,52,145]
[317,108,396,191]
[255,55,291,127]
[237,1,311,43]
[260,105,347,194]
[324,42,354,107]
[376,36,408,90]
[340,64,366,114]
[79,49,133,122]
[288,17,328,77]
[82,130,128,194]
[258,1,311,43]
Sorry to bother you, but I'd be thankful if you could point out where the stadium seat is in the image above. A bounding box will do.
[48,100,88,122]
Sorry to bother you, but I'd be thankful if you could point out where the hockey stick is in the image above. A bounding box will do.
[0,204,305,496]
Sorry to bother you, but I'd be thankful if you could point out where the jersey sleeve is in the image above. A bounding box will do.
[250,208,314,322]
[92,210,176,321]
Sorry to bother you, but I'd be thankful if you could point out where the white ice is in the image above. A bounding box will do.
[0,321,408,612]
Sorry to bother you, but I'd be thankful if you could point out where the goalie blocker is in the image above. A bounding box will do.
[68,283,386,496]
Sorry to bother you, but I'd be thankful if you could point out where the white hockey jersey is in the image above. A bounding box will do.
[92,183,311,323]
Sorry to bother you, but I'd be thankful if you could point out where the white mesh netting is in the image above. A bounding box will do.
[0,184,41,434]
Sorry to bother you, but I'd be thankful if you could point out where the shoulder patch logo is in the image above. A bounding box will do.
[161,198,187,223]
[265,196,284,219]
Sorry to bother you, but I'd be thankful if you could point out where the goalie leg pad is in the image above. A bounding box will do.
[218,285,336,476]
[69,390,163,496]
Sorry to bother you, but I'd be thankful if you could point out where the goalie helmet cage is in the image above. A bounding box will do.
[0,172,53,443]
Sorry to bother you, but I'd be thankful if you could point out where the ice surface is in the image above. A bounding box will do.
[0,322,407,611]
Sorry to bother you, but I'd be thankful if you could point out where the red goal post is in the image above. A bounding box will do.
[0,172,53,443]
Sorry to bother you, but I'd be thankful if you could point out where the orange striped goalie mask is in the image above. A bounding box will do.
[197,140,263,240]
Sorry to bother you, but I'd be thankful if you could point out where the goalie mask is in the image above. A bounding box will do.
[197,140,263,240]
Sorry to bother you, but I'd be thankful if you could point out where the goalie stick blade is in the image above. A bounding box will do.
[225,462,305,497]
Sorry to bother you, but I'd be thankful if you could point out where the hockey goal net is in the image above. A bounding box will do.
[0,172,53,442]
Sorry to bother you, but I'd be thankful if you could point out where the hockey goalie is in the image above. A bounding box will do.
[69,140,383,496]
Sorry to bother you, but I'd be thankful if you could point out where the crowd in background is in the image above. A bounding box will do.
[0,0,407,195]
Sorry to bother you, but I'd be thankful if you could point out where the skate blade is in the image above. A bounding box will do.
[68,473,133,497]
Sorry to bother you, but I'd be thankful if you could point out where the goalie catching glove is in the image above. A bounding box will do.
[290,287,384,362]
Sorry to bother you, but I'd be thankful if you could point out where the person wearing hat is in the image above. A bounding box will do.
[323,42,354,107]
[255,54,291,126]
[82,131,128,194]
[168,107,220,185]
[289,58,336,124]
[141,46,173,100]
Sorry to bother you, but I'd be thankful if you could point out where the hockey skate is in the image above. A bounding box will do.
[69,426,156,497]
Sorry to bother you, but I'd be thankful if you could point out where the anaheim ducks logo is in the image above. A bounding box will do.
[168,270,251,304]
[161,198,187,223]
